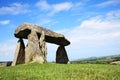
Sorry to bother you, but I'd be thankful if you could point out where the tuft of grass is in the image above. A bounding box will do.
[0,63,120,80]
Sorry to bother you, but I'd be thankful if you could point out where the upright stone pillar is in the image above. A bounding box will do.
[56,46,69,64]
[39,31,47,62]
[12,38,25,66]
[13,23,71,65]
[25,30,45,64]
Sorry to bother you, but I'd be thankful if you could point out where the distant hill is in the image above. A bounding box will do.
[0,61,12,66]
[72,54,120,64]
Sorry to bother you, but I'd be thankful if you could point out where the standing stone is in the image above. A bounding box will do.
[13,23,71,65]
[39,31,47,62]
[56,46,69,64]
[12,38,25,66]
[25,30,44,64]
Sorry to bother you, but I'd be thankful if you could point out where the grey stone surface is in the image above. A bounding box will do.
[13,23,70,65]
[39,31,47,62]
[14,23,70,46]
[56,46,69,64]
[12,39,25,66]
[25,30,45,63]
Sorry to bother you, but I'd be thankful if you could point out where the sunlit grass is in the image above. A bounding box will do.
[0,63,120,80]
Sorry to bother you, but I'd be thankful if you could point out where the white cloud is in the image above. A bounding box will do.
[54,12,120,60]
[57,10,120,47]
[49,2,73,15]
[106,10,120,20]
[0,39,16,56]
[0,20,10,25]
[35,18,58,28]
[46,43,58,61]
[0,3,30,15]
[80,16,120,29]
[39,19,52,25]
[96,0,120,7]
[36,0,51,11]
[36,0,73,16]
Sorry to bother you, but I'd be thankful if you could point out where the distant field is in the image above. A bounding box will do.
[0,63,120,80]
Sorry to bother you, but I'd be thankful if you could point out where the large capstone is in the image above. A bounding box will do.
[14,23,70,46]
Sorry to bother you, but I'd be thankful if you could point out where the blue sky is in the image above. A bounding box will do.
[0,0,120,61]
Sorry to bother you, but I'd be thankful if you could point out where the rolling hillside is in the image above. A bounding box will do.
[72,54,120,64]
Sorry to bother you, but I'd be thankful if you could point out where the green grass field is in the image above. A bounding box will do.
[0,63,120,80]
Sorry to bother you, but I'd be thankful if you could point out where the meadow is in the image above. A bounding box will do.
[0,63,120,80]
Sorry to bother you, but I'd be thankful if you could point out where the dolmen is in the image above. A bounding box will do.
[12,23,70,66]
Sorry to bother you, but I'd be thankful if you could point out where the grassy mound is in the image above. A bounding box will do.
[0,63,120,80]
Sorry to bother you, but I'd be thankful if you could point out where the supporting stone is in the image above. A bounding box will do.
[12,38,25,66]
[25,30,45,64]
[56,46,69,64]
[39,31,47,62]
